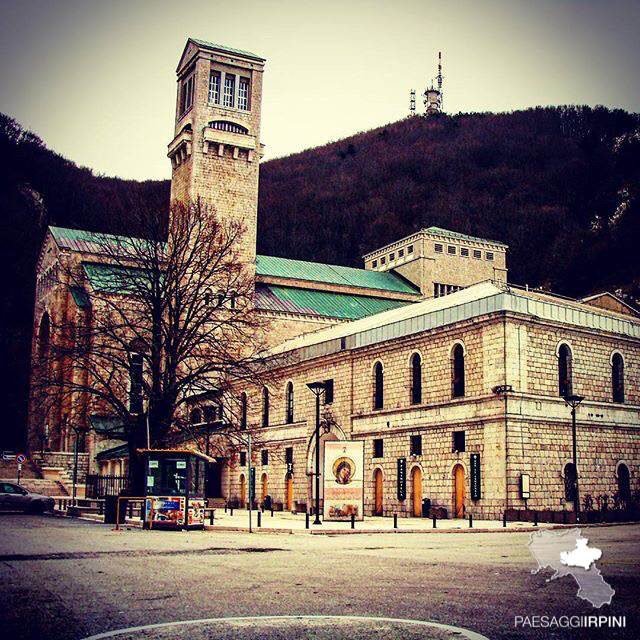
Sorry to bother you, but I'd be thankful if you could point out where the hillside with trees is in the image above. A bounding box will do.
[1,105,639,448]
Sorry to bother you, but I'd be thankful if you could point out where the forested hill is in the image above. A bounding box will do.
[1,106,639,447]
[257,106,640,300]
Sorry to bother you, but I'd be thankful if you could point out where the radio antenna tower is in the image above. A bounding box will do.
[409,89,416,116]
[437,51,444,111]
[423,52,444,116]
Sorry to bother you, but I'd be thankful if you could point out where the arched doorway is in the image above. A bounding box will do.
[373,468,384,516]
[261,473,268,502]
[618,463,631,503]
[285,473,294,511]
[240,474,246,507]
[411,466,423,517]
[453,464,465,518]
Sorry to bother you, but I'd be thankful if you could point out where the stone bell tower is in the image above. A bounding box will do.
[167,38,265,276]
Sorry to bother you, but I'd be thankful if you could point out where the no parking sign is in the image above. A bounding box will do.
[16,453,26,464]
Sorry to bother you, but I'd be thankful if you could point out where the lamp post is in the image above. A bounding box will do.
[71,425,89,505]
[307,381,326,525]
[564,394,585,522]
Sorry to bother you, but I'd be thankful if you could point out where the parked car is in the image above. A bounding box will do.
[0,482,55,513]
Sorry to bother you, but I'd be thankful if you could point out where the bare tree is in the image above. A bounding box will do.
[32,201,272,492]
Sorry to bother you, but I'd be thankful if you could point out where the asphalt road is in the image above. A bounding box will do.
[0,514,638,639]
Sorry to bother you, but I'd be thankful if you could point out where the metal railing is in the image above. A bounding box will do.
[85,474,128,498]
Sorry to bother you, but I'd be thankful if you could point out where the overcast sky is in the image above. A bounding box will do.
[0,0,638,180]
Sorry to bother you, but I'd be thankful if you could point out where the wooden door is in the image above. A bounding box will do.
[286,474,293,511]
[454,464,465,518]
[373,469,383,516]
[412,466,423,517]
[240,474,246,507]
[261,473,268,501]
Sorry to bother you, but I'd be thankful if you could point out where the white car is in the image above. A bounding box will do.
[0,482,55,513]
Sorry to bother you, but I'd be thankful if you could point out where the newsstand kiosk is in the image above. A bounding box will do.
[140,449,212,530]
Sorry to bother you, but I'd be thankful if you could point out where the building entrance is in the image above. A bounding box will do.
[373,468,383,516]
[411,466,422,517]
[454,464,465,518]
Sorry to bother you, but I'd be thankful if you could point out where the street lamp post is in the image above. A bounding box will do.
[71,425,89,506]
[306,381,326,525]
[564,394,585,522]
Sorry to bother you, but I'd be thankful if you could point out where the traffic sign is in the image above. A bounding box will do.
[16,454,26,464]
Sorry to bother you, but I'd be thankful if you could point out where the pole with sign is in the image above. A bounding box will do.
[470,453,482,500]
[16,454,26,485]
[397,458,407,501]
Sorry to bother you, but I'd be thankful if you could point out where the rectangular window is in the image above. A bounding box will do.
[373,439,384,458]
[223,75,235,107]
[372,260,377,268]
[285,447,293,464]
[408,245,414,254]
[180,74,194,115]
[238,77,250,110]
[447,245,456,255]
[239,452,246,467]
[398,249,404,258]
[453,431,466,453]
[261,449,268,465]
[410,435,422,456]
[486,251,494,261]
[473,249,482,259]
[434,243,443,253]
[208,72,220,104]
[389,252,395,261]
[324,379,334,404]
[380,257,386,265]
[460,247,469,257]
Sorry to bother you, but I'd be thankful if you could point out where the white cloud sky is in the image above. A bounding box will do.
[0,0,638,180]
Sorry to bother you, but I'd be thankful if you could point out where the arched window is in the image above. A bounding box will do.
[373,362,384,410]
[612,353,624,403]
[410,353,422,405]
[286,382,294,424]
[208,120,249,135]
[564,463,577,502]
[38,313,50,359]
[452,344,465,398]
[617,463,631,502]
[262,386,269,427]
[190,408,202,425]
[240,392,247,429]
[558,344,572,397]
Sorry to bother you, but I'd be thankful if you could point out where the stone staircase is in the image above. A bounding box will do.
[0,457,69,496]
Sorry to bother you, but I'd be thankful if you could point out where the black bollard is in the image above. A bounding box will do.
[230,506,234,516]
[210,509,214,525]
[534,511,538,526]
[257,511,262,527]
[394,513,398,529]
[469,514,473,528]
[432,515,437,528]
[503,512,507,528]
[224,504,227,513]
[305,512,309,529]
[351,514,355,529]
[271,508,274,517]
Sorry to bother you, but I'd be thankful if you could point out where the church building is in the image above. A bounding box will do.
[28,38,640,520]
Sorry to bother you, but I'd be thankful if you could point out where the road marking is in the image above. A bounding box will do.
[82,614,490,640]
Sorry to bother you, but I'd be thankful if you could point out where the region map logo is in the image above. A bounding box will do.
[526,528,614,608]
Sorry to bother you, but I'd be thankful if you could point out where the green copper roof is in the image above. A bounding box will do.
[83,262,153,294]
[256,255,419,295]
[255,284,413,320]
[89,415,126,439]
[96,443,129,461]
[50,226,157,255]
[70,286,90,308]
[190,38,265,62]
[424,227,507,247]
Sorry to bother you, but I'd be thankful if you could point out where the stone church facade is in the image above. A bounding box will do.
[28,38,640,518]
